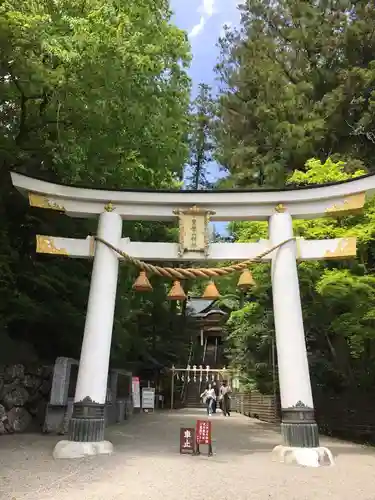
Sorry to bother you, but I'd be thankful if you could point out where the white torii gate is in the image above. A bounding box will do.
[10,171,375,465]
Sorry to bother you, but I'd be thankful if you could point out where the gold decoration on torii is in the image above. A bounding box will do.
[36,235,68,255]
[29,193,65,212]
[104,202,115,212]
[325,192,365,217]
[275,203,287,213]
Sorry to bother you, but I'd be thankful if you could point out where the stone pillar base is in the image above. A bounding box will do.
[68,398,105,442]
[272,444,334,467]
[53,439,113,459]
[281,402,319,447]
[281,421,319,448]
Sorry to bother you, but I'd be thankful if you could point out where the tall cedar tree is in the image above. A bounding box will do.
[215,0,375,188]
[186,83,215,190]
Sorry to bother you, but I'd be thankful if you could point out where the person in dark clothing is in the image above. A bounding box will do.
[212,382,219,413]
[220,380,231,416]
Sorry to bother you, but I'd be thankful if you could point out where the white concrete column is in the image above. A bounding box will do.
[74,210,122,404]
[268,212,335,465]
[269,211,313,409]
[53,211,122,459]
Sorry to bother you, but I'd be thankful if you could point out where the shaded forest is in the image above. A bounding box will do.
[0,0,193,368]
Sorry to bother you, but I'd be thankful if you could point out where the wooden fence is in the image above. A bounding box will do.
[231,387,375,445]
[232,391,280,424]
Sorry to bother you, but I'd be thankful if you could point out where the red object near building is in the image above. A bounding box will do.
[196,419,212,445]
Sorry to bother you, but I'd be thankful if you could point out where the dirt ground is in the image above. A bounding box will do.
[1,408,375,500]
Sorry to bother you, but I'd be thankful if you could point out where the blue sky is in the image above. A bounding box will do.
[171,0,242,186]
[170,0,242,233]
[171,0,241,96]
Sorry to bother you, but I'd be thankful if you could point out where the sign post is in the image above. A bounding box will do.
[141,387,155,412]
[196,419,213,457]
[179,427,195,454]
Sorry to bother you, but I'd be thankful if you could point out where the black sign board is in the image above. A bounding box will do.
[179,427,195,454]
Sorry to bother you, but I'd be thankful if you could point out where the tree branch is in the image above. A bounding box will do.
[268,50,299,85]
[39,91,50,116]
[7,67,43,101]
[15,92,27,145]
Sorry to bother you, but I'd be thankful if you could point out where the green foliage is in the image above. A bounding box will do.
[215,0,375,188]
[185,83,215,190]
[0,0,192,367]
[1,0,191,185]
[224,157,375,393]
[224,265,276,393]
[288,157,366,185]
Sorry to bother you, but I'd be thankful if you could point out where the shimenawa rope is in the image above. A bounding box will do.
[93,236,295,280]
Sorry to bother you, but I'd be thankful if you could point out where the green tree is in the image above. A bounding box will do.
[215,0,375,188]
[1,0,191,185]
[0,0,192,367]
[224,158,375,392]
[185,83,215,190]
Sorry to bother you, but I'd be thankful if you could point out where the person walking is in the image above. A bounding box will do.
[220,380,232,416]
[200,383,216,416]
[212,382,219,413]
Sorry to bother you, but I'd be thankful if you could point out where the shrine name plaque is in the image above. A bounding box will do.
[174,206,214,257]
[179,427,195,455]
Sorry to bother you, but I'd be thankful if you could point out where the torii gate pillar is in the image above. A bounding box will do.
[269,210,334,466]
[54,210,122,459]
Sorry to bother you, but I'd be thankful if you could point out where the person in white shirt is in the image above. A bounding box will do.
[200,383,216,416]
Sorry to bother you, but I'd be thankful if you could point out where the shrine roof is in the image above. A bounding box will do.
[186,298,215,315]
[186,298,226,320]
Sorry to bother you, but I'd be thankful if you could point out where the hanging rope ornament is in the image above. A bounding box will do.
[167,280,186,301]
[132,271,152,292]
[94,235,295,280]
[237,268,255,291]
[202,281,220,300]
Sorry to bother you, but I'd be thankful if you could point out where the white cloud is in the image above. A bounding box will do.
[189,0,216,39]
[199,0,215,17]
[189,16,206,38]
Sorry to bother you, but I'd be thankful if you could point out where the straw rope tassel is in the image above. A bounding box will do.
[93,236,296,280]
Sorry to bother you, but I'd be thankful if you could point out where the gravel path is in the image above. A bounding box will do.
[1,408,375,500]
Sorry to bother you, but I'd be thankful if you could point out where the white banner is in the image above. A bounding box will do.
[132,376,141,408]
[141,387,155,410]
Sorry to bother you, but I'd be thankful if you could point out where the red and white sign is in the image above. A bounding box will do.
[132,376,140,408]
[196,419,212,445]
